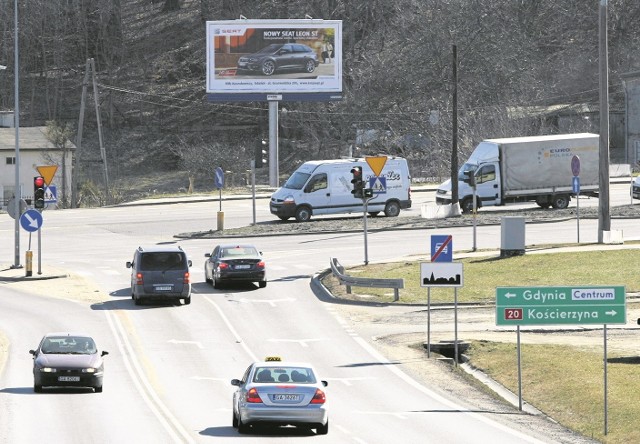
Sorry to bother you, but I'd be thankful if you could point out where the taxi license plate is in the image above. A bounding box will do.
[273,394,301,402]
[58,376,80,382]
[155,286,173,291]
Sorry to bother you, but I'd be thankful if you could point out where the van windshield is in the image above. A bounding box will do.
[282,172,311,190]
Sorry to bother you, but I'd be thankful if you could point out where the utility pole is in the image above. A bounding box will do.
[90,58,110,204]
[598,0,611,243]
[12,0,21,268]
[72,59,91,208]
[451,44,459,211]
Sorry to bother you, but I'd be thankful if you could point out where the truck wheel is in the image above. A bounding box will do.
[460,197,476,214]
[551,195,570,209]
[535,197,551,209]
[384,201,401,217]
[295,206,312,222]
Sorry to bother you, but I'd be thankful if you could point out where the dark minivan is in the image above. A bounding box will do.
[126,245,192,305]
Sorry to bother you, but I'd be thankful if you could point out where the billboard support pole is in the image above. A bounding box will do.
[268,100,279,188]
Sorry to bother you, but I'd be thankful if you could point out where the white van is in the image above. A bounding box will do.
[270,157,412,222]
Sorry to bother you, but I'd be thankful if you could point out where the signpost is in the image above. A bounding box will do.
[214,166,225,230]
[571,155,581,242]
[496,284,625,421]
[496,286,626,326]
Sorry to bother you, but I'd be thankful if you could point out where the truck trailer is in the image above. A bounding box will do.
[435,133,600,213]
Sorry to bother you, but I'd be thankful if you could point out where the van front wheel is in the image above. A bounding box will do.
[295,206,312,222]
[384,201,401,217]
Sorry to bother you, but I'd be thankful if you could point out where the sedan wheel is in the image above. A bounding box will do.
[213,275,221,290]
[232,410,238,428]
[183,296,191,305]
[261,61,276,76]
[34,384,42,393]
[316,420,329,435]
[95,385,103,393]
[237,416,250,434]
[305,59,316,73]
[258,280,267,288]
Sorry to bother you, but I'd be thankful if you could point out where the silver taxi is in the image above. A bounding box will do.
[231,357,328,435]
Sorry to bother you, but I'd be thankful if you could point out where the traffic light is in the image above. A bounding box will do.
[255,139,268,169]
[350,166,365,198]
[462,170,476,187]
[33,176,45,209]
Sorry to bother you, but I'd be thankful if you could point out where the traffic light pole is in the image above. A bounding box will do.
[363,199,369,265]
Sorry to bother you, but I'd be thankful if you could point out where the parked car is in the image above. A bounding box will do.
[29,333,108,393]
[126,245,192,305]
[237,43,319,76]
[231,356,328,435]
[205,244,267,289]
[632,176,640,200]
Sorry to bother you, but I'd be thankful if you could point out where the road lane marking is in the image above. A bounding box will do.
[167,339,204,348]
[105,310,195,443]
[204,295,258,362]
[267,338,327,348]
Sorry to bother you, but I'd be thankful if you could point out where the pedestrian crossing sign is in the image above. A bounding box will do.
[368,176,386,193]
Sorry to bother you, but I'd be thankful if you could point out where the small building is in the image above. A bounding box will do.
[0,112,75,209]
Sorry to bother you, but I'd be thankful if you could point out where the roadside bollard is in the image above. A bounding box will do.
[25,250,33,277]
[217,211,224,231]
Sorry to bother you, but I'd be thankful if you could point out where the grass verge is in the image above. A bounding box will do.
[322,246,640,443]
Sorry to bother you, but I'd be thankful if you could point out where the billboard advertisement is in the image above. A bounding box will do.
[206,20,342,102]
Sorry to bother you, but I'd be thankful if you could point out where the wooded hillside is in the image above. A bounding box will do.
[1,0,638,202]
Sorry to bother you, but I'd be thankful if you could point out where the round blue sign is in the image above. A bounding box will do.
[20,209,43,232]
[571,155,580,177]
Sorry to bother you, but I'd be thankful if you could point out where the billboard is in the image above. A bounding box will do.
[206,20,342,102]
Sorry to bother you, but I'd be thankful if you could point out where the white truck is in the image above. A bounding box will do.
[435,133,600,213]
[270,157,412,222]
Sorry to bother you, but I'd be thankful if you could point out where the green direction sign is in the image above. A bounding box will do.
[496,286,626,326]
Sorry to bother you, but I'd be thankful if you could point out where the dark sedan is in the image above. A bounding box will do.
[237,43,319,76]
[204,244,267,289]
[29,333,108,393]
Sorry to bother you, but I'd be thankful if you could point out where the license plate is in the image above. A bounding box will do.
[155,286,173,291]
[273,394,301,402]
[235,265,251,269]
[58,376,80,382]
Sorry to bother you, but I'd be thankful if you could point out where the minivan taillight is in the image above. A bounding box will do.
[183,271,190,284]
[136,272,143,285]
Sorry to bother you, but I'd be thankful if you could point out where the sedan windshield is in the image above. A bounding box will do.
[283,172,311,190]
[41,336,97,354]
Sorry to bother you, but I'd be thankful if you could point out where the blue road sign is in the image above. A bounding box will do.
[20,209,43,232]
[214,167,224,189]
[572,176,580,194]
[368,176,386,194]
[45,185,57,203]
[431,235,453,262]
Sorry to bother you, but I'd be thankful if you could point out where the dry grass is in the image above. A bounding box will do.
[466,342,640,443]
[323,248,640,305]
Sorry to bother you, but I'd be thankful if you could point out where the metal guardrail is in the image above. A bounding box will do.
[330,257,404,302]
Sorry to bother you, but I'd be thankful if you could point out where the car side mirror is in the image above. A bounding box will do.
[205,253,211,258]
[322,380,328,387]
[29,349,36,356]
[126,261,133,268]
[101,351,109,357]
[188,260,193,267]
[231,379,241,386]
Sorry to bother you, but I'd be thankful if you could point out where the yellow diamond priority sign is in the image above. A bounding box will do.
[37,165,58,186]
[365,156,387,177]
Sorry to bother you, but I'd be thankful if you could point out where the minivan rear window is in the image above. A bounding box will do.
[140,252,186,271]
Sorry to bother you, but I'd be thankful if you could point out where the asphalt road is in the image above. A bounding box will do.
[2,190,638,443]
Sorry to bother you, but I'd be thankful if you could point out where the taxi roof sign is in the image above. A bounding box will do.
[365,156,387,177]
[37,165,58,186]
[265,356,282,362]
